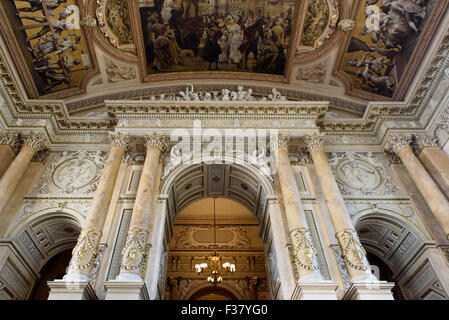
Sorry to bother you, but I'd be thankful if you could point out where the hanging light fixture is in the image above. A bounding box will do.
[195,197,236,285]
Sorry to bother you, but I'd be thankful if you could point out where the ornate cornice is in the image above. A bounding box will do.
[0,131,20,153]
[108,131,132,152]
[145,133,167,153]
[303,133,325,152]
[384,135,412,155]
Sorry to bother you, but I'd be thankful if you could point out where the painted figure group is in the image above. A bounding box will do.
[13,0,82,92]
[144,1,293,74]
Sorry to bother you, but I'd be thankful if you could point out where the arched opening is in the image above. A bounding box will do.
[156,159,276,300]
[189,286,238,300]
[166,197,270,300]
[355,213,425,300]
[28,249,73,300]
[7,212,81,300]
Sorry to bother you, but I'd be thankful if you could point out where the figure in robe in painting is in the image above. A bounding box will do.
[153,24,177,71]
[226,15,243,64]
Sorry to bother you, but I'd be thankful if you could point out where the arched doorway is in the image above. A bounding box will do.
[28,249,73,300]
[189,286,238,300]
[158,161,276,300]
[355,213,426,300]
[6,212,81,299]
[166,197,270,300]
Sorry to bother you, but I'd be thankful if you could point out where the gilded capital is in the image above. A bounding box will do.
[303,133,325,152]
[384,135,412,155]
[0,131,21,153]
[145,132,168,153]
[109,132,132,152]
[21,132,47,153]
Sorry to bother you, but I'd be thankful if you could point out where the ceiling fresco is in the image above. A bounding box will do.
[337,0,445,100]
[0,0,447,106]
[0,0,95,97]
[137,0,296,75]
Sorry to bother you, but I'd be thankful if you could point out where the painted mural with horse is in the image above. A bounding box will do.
[139,0,296,75]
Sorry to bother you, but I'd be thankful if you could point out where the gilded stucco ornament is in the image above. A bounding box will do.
[338,19,355,32]
[336,229,371,272]
[65,227,102,279]
[96,0,136,55]
[297,0,339,55]
[119,227,151,278]
[289,228,321,277]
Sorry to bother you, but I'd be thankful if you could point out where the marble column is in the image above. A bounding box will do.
[62,132,131,282]
[304,133,377,282]
[414,134,449,198]
[0,132,47,215]
[116,133,167,282]
[0,132,20,178]
[271,135,324,282]
[386,135,449,239]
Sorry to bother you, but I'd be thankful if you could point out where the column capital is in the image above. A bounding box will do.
[303,133,325,152]
[21,132,47,154]
[145,132,167,153]
[384,135,412,155]
[109,132,132,152]
[0,131,21,153]
[412,133,439,155]
[268,134,289,151]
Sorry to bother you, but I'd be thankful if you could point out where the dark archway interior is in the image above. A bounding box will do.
[366,251,405,300]
[28,249,73,300]
[190,286,238,300]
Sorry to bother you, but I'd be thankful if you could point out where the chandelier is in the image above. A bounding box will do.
[195,197,236,284]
